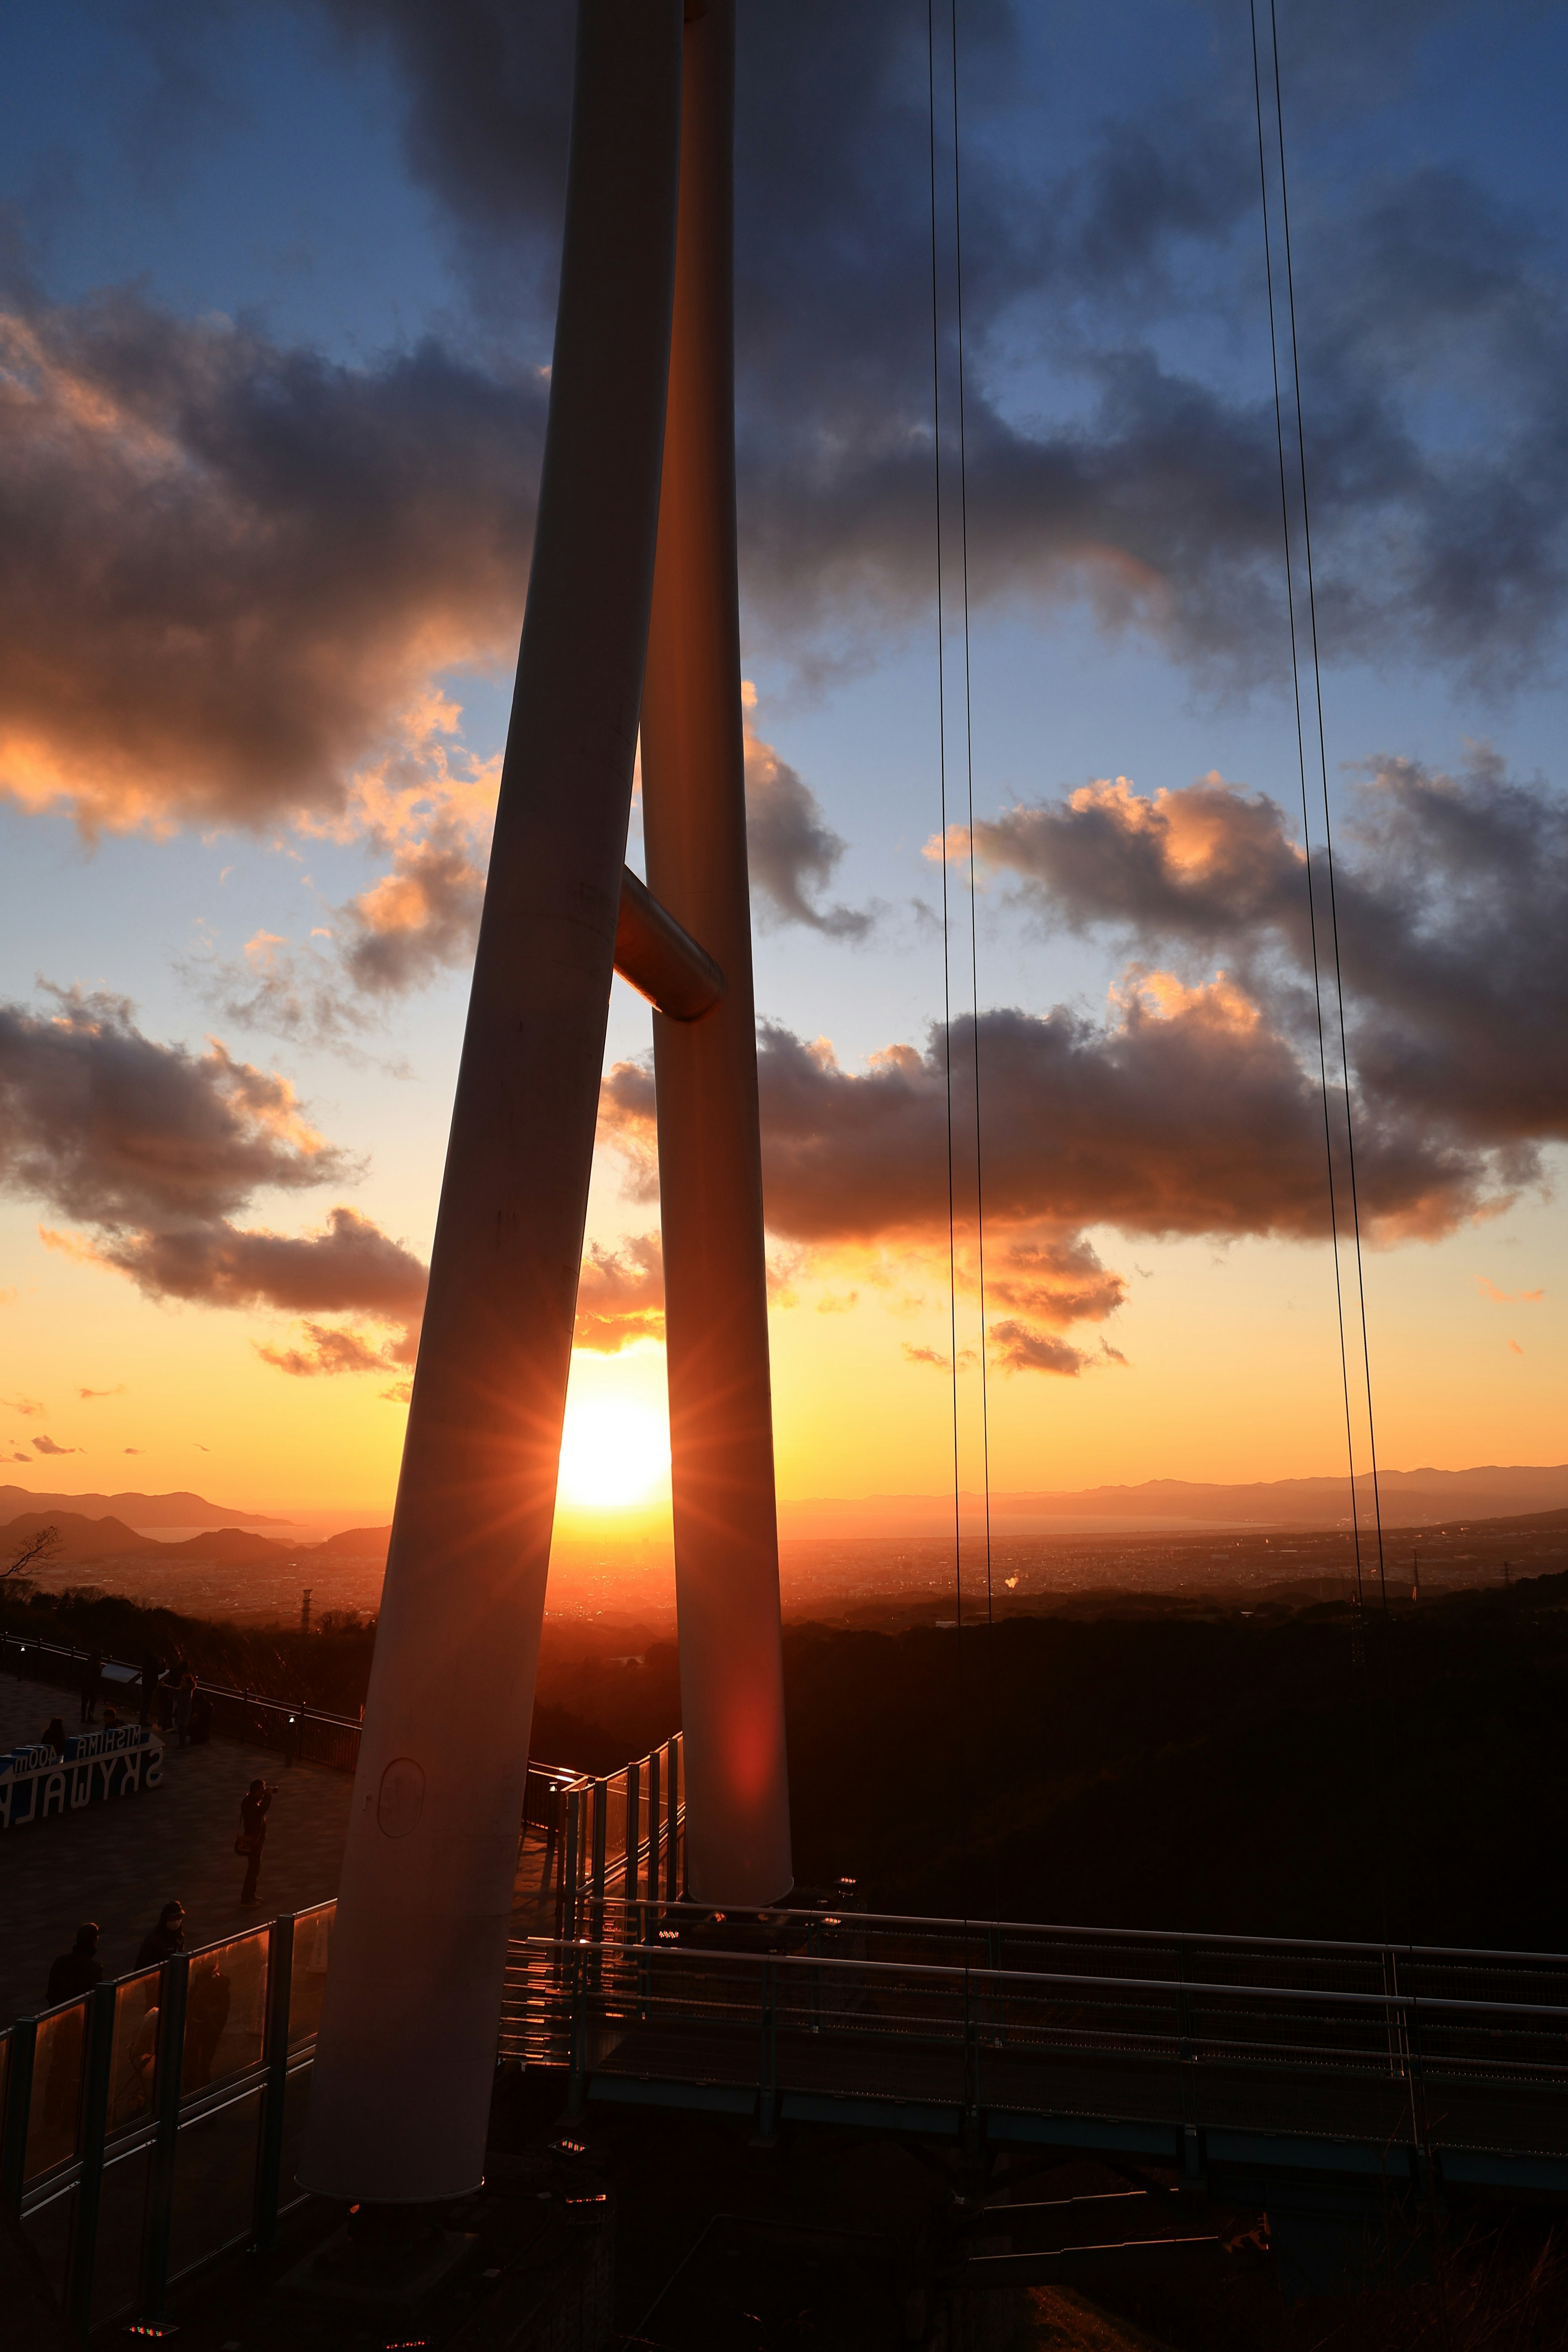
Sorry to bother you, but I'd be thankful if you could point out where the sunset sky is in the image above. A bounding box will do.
[1,0,1564,1522]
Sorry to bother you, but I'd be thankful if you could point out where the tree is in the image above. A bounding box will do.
[3,1524,60,1582]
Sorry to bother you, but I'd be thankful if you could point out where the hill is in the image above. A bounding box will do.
[0,1510,158,1565]
[0,1485,282,1528]
[157,1527,295,1564]
[314,1526,392,1558]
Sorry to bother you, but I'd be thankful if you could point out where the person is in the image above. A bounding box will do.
[237,1778,274,1906]
[183,1953,232,2089]
[136,1901,186,1969]
[174,1671,196,1748]
[102,1705,120,1730]
[80,1648,102,1725]
[47,1924,103,2008]
[188,1688,213,1746]
[40,1716,67,1757]
[138,1652,160,1728]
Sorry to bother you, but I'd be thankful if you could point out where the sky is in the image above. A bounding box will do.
[0,0,1564,1522]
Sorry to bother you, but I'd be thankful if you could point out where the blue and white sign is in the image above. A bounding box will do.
[0,1722,163,1829]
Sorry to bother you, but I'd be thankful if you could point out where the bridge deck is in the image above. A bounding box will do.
[500,1909,1568,2195]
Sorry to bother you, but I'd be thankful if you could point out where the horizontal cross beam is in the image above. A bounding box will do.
[614,864,725,1021]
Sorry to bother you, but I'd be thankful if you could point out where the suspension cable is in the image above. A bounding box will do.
[1266,0,1389,1616]
[1248,0,1367,1621]
[949,0,995,1659]
[928,0,968,1921]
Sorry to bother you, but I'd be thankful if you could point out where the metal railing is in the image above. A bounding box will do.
[501,1901,1568,2177]
[0,1900,338,2335]
[0,1630,578,1823]
[549,1733,686,1936]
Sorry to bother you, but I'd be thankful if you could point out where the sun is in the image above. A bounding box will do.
[557,1395,671,1509]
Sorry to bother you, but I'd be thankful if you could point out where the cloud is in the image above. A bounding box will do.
[1478,1276,1544,1305]
[4,1394,44,1417]
[987,1322,1096,1377]
[0,295,543,838]
[339,817,488,993]
[123,1447,140,1454]
[79,1384,126,1401]
[1508,1339,1524,1356]
[0,983,352,1227]
[941,749,1568,1159]
[572,1234,664,1354]
[902,1341,977,1372]
[256,1319,414,1377]
[597,964,1510,1368]
[743,700,873,939]
[0,983,428,1364]
[32,1434,77,1455]
[10,5,1568,873]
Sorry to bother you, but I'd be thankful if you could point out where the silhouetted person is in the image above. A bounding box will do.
[189,1688,213,1746]
[80,1648,102,1724]
[136,1901,186,1970]
[138,1652,160,1727]
[183,1953,232,2089]
[102,1705,120,1730]
[155,1669,175,1733]
[47,1924,102,2008]
[237,1779,274,1906]
[174,1671,196,1747]
[40,1716,67,1757]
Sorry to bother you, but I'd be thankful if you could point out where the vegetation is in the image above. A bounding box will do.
[9,1566,1568,1950]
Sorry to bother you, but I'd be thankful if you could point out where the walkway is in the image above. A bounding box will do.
[0,1667,559,2025]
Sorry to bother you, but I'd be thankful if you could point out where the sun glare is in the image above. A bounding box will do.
[557,1395,671,1509]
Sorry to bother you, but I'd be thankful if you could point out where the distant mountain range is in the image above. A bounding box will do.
[0,1485,282,1528]
[777,1465,1568,1538]
[0,1509,392,1569]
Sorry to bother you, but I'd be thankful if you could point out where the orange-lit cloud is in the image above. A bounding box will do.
[572,1235,664,1354]
[0,300,542,839]
[1477,1277,1544,1304]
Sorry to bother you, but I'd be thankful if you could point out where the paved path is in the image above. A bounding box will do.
[0,1668,557,2026]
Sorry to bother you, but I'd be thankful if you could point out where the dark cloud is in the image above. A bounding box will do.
[953,748,1568,1158]
[599,959,1505,1369]
[0,984,428,1364]
[4,7,1564,860]
[302,3,1568,693]
[744,721,873,940]
[32,1435,77,1455]
[0,292,541,833]
[0,984,354,1226]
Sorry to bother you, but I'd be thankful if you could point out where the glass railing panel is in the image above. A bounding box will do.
[19,2178,76,2300]
[182,1929,270,2096]
[604,1771,627,1872]
[288,1903,336,2047]
[107,1969,161,2136]
[90,2143,154,2328]
[167,2085,264,2285]
[24,1999,88,2180]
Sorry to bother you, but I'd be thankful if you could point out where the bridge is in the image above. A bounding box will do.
[5,1709,1568,2332]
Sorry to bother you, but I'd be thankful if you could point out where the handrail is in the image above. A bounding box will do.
[569,1892,1568,1974]
[515,1931,1568,2022]
[0,1630,584,1809]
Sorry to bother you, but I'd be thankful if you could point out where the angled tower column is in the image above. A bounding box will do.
[641,0,793,1908]
[298,0,685,2204]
